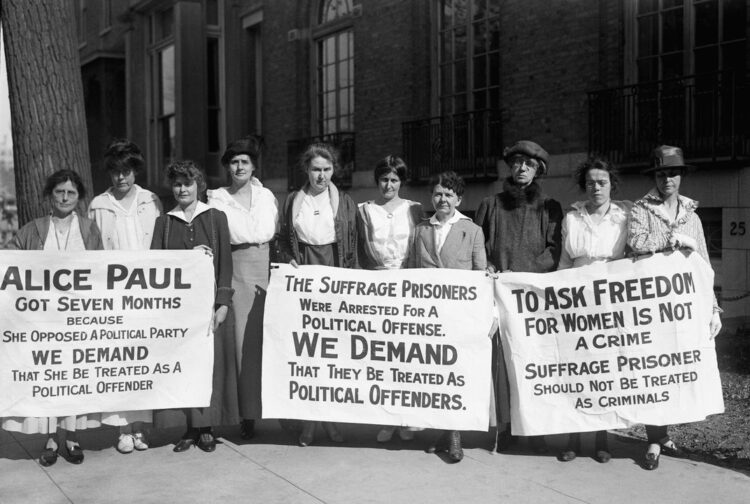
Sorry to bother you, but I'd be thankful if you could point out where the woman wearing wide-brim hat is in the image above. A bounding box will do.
[628,145,722,470]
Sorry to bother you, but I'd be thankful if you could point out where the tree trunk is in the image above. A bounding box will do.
[1,0,92,225]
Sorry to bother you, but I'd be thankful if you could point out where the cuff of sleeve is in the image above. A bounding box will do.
[215,287,234,307]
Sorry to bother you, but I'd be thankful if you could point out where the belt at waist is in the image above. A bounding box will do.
[231,242,267,251]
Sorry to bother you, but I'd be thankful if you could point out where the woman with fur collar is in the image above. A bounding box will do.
[475,140,563,454]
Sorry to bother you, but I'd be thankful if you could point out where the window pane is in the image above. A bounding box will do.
[723,0,747,41]
[662,9,683,53]
[454,0,467,25]
[662,52,683,79]
[488,17,500,51]
[662,0,683,8]
[473,22,486,54]
[474,90,486,109]
[207,39,219,107]
[320,0,353,23]
[441,64,453,93]
[441,32,453,62]
[695,45,719,74]
[206,0,219,25]
[638,14,658,57]
[160,45,175,116]
[489,52,500,85]
[695,0,718,47]
[339,32,349,60]
[156,7,174,41]
[454,93,467,113]
[722,41,746,72]
[473,55,486,89]
[455,61,466,92]
[441,97,453,115]
[637,56,658,82]
[454,25,467,60]
[472,0,486,20]
[339,89,349,117]
[638,0,658,14]
[440,0,453,30]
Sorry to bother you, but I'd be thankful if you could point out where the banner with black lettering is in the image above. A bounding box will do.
[262,264,494,431]
[494,252,724,436]
[0,250,215,417]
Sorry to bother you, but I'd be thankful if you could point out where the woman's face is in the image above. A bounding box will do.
[50,180,79,217]
[585,168,612,208]
[110,169,136,197]
[509,155,539,187]
[307,155,333,194]
[172,176,198,208]
[378,171,402,201]
[655,169,683,198]
[431,183,461,220]
[228,154,254,185]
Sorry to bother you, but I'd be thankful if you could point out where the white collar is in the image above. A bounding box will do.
[167,200,211,223]
[429,209,468,227]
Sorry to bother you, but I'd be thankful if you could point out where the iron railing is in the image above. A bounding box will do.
[402,109,502,181]
[287,132,355,191]
[588,70,749,166]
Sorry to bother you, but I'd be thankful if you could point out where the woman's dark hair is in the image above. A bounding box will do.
[43,169,87,200]
[103,138,144,175]
[429,170,465,197]
[373,155,408,184]
[221,135,264,167]
[575,157,620,193]
[165,160,207,194]
[298,142,340,174]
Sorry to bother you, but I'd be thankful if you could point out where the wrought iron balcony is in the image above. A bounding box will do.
[402,109,502,181]
[588,70,749,167]
[287,132,355,191]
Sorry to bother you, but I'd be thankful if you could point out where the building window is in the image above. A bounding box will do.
[157,45,176,170]
[317,31,354,135]
[321,0,353,22]
[77,0,88,45]
[101,0,112,32]
[438,0,500,115]
[207,37,221,154]
[632,0,746,82]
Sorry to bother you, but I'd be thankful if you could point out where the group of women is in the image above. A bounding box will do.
[4,137,721,471]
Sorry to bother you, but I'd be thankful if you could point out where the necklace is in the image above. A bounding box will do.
[53,218,72,250]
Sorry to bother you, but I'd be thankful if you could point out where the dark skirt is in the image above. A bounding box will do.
[154,311,240,430]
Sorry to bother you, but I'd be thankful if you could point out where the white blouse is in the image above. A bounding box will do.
[559,200,632,269]
[207,181,278,245]
[294,190,336,245]
[362,200,416,269]
[44,213,85,251]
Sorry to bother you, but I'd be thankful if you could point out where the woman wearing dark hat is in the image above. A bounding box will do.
[628,145,722,470]
[475,139,563,453]
[276,142,357,446]
[207,136,278,440]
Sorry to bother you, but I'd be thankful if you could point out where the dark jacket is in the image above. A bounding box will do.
[275,183,358,268]
[11,215,103,250]
[475,178,562,273]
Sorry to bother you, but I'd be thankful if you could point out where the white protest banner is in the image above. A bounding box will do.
[262,264,494,431]
[0,250,215,417]
[494,252,724,436]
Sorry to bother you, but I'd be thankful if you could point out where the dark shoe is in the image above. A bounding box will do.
[643,444,660,470]
[595,449,612,463]
[448,431,464,463]
[594,431,610,462]
[322,422,344,443]
[299,422,315,447]
[660,440,685,458]
[173,438,195,453]
[67,444,84,464]
[39,448,58,467]
[529,435,548,454]
[240,419,255,440]
[198,432,216,452]
[559,449,577,462]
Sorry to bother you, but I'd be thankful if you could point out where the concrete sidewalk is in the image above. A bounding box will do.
[1,421,747,504]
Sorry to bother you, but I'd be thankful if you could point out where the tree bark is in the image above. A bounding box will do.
[1,0,92,225]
